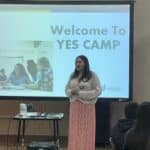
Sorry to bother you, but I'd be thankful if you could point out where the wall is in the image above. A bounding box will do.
[0,0,150,136]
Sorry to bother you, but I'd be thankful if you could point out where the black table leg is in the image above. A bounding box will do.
[22,120,26,147]
[16,120,21,150]
[56,120,60,147]
[53,120,57,143]
[56,120,59,139]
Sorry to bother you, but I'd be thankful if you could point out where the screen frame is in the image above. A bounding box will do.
[0,0,134,102]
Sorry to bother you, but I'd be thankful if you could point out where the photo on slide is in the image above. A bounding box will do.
[0,41,53,94]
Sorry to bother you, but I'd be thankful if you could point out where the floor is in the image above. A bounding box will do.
[0,146,111,150]
[0,136,112,150]
[0,142,111,150]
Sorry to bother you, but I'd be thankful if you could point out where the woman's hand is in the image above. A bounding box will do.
[71,87,79,95]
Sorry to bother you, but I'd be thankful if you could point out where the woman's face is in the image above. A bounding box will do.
[75,58,85,72]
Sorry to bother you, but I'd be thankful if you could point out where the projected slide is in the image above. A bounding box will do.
[0,4,130,98]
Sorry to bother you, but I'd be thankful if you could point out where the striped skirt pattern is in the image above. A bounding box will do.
[68,100,96,150]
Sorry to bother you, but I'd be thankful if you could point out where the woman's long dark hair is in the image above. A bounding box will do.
[27,60,37,80]
[13,63,29,78]
[135,102,150,149]
[71,55,92,82]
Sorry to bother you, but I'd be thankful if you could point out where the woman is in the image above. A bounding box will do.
[27,60,38,83]
[9,63,30,85]
[36,57,53,91]
[124,102,150,150]
[65,55,102,150]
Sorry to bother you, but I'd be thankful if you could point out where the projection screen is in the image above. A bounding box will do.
[0,1,134,101]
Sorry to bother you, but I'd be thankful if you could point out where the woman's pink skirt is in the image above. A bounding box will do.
[68,100,96,150]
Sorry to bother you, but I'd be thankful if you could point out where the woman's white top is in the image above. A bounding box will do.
[65,71,102,104]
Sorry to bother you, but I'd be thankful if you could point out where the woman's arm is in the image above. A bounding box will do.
[65,74,73,97]
[78,72,102,101]
[65,73,80,97]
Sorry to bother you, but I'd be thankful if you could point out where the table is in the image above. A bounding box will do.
[13,113,64,150]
